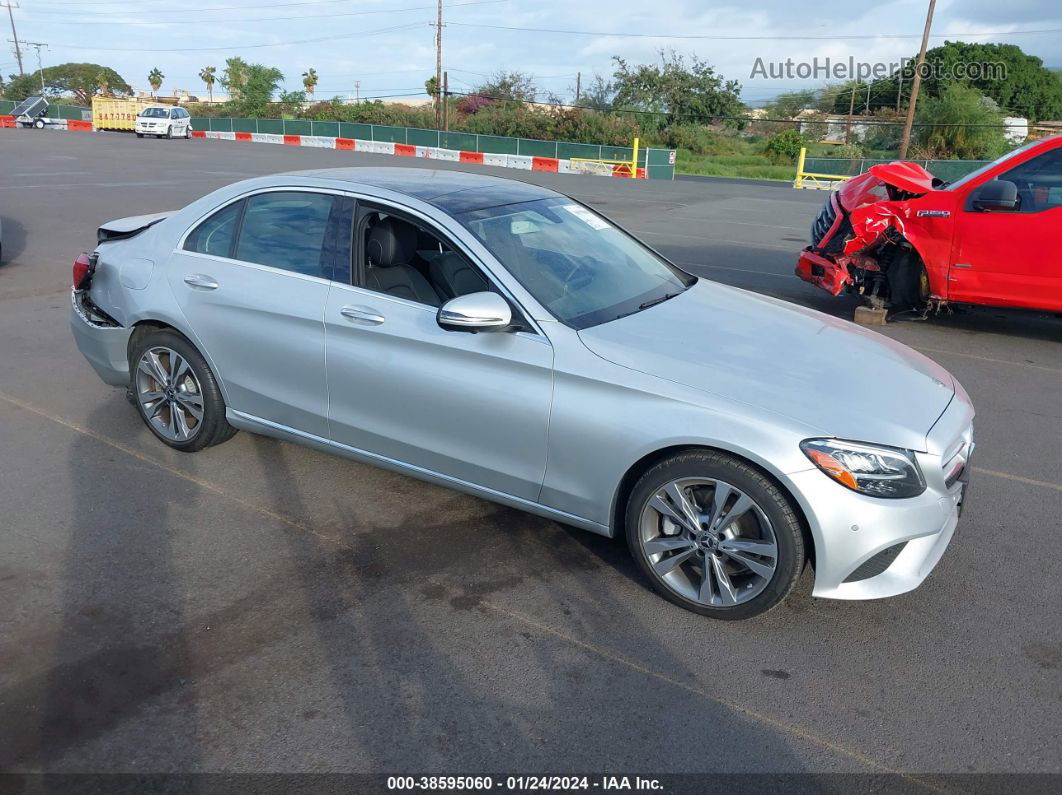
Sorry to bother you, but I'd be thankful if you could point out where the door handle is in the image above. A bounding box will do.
[184,273,219,290]
[340,305,385,325]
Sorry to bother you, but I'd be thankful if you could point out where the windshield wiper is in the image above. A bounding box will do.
[639,292,679,310]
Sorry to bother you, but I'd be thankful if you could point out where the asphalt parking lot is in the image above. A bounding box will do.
[1,130,1060,783]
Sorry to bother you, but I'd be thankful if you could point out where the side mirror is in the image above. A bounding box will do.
[971,179,1019,212]
[437,291,512,332]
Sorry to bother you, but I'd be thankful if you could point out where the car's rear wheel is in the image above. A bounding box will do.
[130,330,236,452]
[625,451,805,620]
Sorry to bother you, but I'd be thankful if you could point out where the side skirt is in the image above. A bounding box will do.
[226,409,613,537]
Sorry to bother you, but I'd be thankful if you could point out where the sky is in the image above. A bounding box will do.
[4,0,1061,106]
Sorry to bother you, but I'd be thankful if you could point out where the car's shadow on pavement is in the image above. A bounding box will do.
[0,216,27,265]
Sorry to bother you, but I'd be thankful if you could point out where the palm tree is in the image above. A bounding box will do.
[302,68,318,98]
[199,65,216,103]
[147,67,164,97]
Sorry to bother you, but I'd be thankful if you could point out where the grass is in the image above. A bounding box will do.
[674,150,796,180]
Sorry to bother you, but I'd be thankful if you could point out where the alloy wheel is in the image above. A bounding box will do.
[135,346,205,442]
[638,477,778,607]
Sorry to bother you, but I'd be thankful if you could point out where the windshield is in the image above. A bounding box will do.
[139,107,169,118]
[458,197,694,329]
[946,140,1040,190]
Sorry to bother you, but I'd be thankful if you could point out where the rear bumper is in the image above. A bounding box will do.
[70,290,131,386]
[795,249,850,296]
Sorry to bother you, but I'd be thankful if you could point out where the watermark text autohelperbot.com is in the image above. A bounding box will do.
[749,56,1006,82]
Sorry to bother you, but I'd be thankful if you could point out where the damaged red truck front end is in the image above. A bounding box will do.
[794,136,1062,314]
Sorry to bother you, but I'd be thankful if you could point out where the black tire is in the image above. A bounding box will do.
[888,252,929,311]
[129,329,237,452]
[166,126,173,139]
[625,450,805,620]
[136,132,144,138]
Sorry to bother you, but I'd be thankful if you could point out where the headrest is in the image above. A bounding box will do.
[367,217,416,268]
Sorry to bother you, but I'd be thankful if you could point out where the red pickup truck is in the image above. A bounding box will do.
[796,135,1062,314]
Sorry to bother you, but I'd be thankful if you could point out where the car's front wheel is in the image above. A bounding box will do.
[130,330,236,452]
[625,451,805,620]
[166,126,173,139]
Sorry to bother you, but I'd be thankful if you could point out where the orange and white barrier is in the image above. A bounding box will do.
[189,129,643,179]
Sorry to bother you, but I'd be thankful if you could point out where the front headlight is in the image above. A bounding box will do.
[800,438,926,499]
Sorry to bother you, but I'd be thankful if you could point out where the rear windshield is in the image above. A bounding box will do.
[139,108,169,118]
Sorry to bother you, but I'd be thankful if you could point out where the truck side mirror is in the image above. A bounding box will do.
[970,179,1019,212]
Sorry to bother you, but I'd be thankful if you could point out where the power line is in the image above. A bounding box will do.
[446,21,1062,40]
[41,21,424,51]
[22,0,510,22]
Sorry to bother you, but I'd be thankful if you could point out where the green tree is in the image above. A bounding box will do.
[883,41,1062,121]
[228,63,284,116]
[3,63,131,103]
[301,67,318,98]
[574,73,615,112]
[914,83,1009,160]
[147,67,164,97]
[611,50,743,127]
[473,70,538,102]
[221,57,250,100]
[765,89,817,119]
[199,65,216,103]
[763,129,807,164]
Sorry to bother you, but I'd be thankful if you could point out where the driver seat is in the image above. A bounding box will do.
[365,218,441,306]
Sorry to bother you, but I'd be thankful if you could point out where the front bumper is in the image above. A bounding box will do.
[795,249,850,296]
[791,403,975,600]
[70,290,132,387]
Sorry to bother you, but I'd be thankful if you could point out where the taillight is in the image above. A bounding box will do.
[73,252,95,290]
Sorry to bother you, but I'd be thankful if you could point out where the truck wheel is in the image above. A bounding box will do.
[889,253,930,311]
[33,118,45,129]
[136,132,144,138]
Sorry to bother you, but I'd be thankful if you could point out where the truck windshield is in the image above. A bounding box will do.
[458,197,694,330]
[946,140,1043,190]
[140,108,169,118]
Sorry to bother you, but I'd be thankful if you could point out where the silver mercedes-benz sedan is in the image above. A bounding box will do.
[70,168,974,620]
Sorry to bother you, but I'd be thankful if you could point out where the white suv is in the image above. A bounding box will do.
[135,106,191,139]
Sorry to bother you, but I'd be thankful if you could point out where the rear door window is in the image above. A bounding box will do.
[234,191,336,278]
[184,200,242,258]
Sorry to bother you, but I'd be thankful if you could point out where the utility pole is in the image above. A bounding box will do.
[22,40,45,93]
[442,71,449,131]
[899,0,936,159]
[432,0,444,129]
[845,85,856,145]
[354,80,360,103]
[575,71,581,104]
[2,1,23,76]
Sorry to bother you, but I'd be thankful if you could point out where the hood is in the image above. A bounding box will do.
[577,282,955,452]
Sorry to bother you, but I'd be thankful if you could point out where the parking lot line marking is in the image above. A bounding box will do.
[973,467,1062,492]
[0,388,949,786]
[630,228,794,251]
[912,347,1062,376]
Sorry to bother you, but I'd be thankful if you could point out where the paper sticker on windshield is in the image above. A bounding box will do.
[562,204,610,230]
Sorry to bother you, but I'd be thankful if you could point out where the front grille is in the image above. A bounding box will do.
[843,543,908,583]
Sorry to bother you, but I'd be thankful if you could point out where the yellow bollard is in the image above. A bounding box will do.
[631,137,640,179]
[795,146,807,189]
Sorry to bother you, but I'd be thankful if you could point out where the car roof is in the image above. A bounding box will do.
[286,167,565,213]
